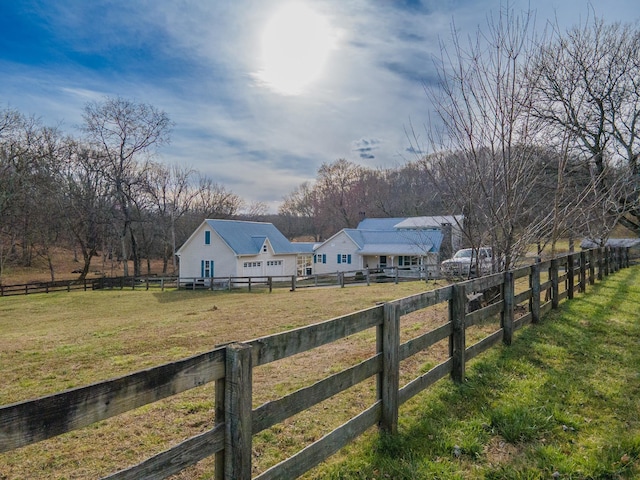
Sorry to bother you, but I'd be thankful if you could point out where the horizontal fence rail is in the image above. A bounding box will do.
[0,247,632,479]
[0,266,426,297]
[0,276,180,296]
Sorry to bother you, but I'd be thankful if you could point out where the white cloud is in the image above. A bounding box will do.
[2,0,639,213]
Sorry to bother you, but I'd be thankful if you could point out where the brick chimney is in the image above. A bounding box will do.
[439,223,453,262]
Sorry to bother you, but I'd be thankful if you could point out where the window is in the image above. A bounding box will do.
[267,260,282,266]
[262,244,268,253]
[204,230,211,245]
[243,261,262,268]
[337,254,352,264]
[399,256,419,266]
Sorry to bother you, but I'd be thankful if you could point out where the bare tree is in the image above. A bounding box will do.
[530,17,640,237]
[313,159,366,238]
[279,181,322,240]
[145,162,198,273]
[416,6,550,269]
[191,175,243,219]
[54,141,114,280]
[83,97,172,276]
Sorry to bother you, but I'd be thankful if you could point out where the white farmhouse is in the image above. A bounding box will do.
[176,219,308,283]
[312,215,463,278]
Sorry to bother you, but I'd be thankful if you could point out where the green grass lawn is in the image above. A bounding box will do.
[314,267,640,479]
[2,268,639,479]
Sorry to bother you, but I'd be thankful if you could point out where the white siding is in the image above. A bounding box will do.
[235,253,297,278]
[177,223,237,279]
[313,231,361,274]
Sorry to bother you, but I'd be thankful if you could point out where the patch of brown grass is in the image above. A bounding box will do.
[0,280,456,479]
[0,247,172,285]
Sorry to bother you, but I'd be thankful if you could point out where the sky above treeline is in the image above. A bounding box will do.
[1,0,638,211]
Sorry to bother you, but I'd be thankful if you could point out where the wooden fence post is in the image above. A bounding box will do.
[268,277,272,293]
[625,247,630,268]
[567,254,574,300]
[550,259,559,309]
[589,250,595,285]
[502,271,514,346]
[579,251,586,293]
[215,377,225,480]
[604,247,610,276]
[450,283,466,383]
[610,248,616,272]
[597,248,603,281]
[225,343,252,480]
[531,262,541,324]
[380,303,400,435]
[339,272,345,288]
[394,267,399,285]
[366,268,370,286]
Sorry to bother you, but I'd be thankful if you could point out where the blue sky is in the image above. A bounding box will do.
[1,0,637,211]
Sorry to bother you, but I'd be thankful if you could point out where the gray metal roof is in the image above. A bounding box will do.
[393,215,463,229]
[356,217,407,230]
[343,229,443,254]
[357,215,463,231]
[291,242,317,254]
[205,219,298,255]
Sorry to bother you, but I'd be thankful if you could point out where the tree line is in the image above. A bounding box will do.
[2,12,639,282]
[0,97,258,282]
[282,11,640,271]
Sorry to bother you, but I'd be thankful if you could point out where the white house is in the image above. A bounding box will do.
[312,215,463,278]
[176,219,310,283]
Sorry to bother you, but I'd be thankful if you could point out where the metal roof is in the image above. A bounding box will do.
[356,217,407,230]
[205,219,299,255]
[357,215,463,231]
[343,229,443,255]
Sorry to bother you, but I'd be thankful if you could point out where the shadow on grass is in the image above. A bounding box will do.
[319,267,640,480]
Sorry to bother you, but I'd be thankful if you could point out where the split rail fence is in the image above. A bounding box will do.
[0,247,631,479]
[0,266,413,297]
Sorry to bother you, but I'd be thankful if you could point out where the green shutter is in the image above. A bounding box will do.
[337,254,341,264]
[347,254,352,264]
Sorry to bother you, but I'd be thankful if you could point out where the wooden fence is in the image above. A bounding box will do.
[0,266,408,297]
[0,247,630,479]
[0,276,181,296]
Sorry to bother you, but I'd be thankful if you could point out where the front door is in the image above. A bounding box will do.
[201,259,214,278]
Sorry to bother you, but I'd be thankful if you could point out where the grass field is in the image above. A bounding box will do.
[1,266,639,479]
[0,280,441,479]
[314,266,640,479]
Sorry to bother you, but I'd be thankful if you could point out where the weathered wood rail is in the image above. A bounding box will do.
[0,247,630,479]
[0,276,181,296]
[0,267,410,297]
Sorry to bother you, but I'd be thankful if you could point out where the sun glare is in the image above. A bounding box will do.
[257,3,335,95]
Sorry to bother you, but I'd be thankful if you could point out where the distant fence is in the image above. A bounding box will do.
[0,276,180,296]
[0,266,416,297]
[0,247,631,479]
[179,267,413,292]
